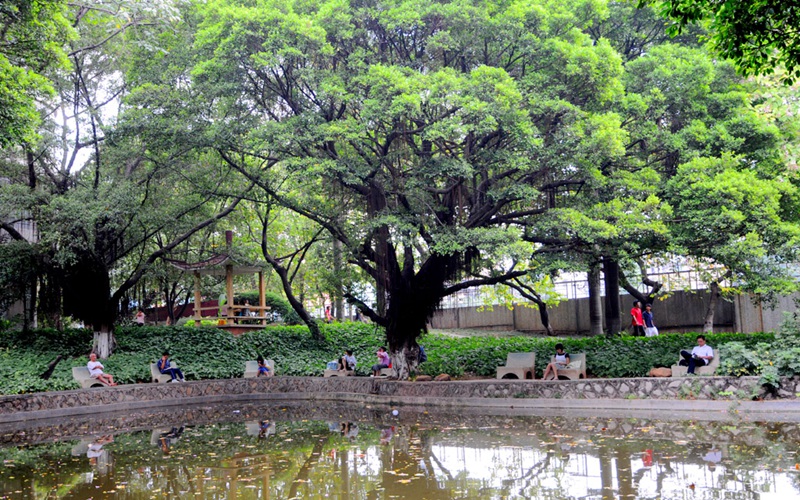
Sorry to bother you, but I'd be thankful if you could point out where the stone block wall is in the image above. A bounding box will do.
[0,375,793,422]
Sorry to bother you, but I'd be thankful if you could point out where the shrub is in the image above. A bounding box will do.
[717,313,800,389]
[0,322,778,394]
[419,331,773,379]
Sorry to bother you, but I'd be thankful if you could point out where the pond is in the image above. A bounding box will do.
[0,402,798,499]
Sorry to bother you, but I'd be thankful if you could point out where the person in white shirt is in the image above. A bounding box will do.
[679,335,714,374]
[87,353,117,386]
[338,349,357,371]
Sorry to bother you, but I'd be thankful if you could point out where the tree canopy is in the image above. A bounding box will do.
[642,0,800,83]
[1,0,799,372]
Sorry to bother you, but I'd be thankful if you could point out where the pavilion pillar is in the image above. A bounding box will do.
[259,271,267,326]
[226,264,234,325]
[194,272,202,327]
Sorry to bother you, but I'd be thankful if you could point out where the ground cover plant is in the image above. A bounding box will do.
[0,323,780,395]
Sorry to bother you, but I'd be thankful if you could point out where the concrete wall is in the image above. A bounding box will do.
[430,290,736,334]
[734,292,800,333]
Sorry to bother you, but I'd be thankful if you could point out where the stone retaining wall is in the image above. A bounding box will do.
[1,375,794,422]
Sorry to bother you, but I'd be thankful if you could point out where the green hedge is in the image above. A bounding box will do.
[0,323,777,394]
[422,332,775,378]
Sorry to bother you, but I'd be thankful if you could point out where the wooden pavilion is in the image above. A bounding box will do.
[166,231,270,335]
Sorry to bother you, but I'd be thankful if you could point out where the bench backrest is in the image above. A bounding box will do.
[246,359,274,371]
[72,366,90,380]
[552,352,586,365]
[505,352,535,367]
[150,361,176,374]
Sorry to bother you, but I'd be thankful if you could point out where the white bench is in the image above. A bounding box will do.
[244,359,275,378]
[245,420,276,437]
[671,349,720,376]
[150,361,179,383]
[72,366,110,388]
[550,353,587,380]
[324,369,355,377]
[496,352,536,380]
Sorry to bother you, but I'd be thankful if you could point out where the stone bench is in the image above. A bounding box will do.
[324,369,355,377]
[496,352,536,380]
[72,366,110,389]
[244,359,275,378]
[671,349,720,377]
[551,353,587,380]
[150,361,180,383]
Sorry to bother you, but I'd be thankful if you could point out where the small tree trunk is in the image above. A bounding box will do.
[93,324,115,359]
[603,256,621,336]
[703,281,722,333]
[537,303,555,336]
[333,238,344,320]
[588,263,603,336]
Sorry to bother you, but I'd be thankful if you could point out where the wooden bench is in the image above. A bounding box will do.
[496,352,536,380]
[671,349,720,376]
[72,366,110,389]
[551,353,587,380]
[150,361,180,383]
[244,359,275,378]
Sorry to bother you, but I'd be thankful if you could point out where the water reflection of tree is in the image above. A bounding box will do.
[372,426,453,499]
[6,415,800,498]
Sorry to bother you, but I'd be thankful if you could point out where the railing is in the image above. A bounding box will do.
[193,305,271,326]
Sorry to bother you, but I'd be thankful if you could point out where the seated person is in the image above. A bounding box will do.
[679,335,714,374]
[542,343,570,381]
[87,353,117,386]
[158,426,184,454]
[371,347,390,377]
[158,351,185,382]
[87,435,114,468]
[257,355,273,377]
[339,349,357,371]
[259,420,272,439]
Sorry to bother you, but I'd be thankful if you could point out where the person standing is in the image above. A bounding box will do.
[630,301,645,336]
[135,309,146,326]
[325,305,333,323]
[642,303,659,337]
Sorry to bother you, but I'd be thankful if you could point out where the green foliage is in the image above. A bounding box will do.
[718,313,800,389]
[421,331,774,379]
[0,328,93,356]
[0,323,781,394]
[644,0,800,83]
[0,0,73,146]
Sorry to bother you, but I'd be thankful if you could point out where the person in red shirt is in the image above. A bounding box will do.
[630,300,645,336]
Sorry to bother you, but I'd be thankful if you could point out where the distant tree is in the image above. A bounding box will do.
[0,0,72,147]
[642,0,800,83]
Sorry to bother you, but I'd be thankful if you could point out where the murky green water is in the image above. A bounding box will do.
[1,402,799,499]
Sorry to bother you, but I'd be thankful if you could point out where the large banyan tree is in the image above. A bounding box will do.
[180,0,631,377]
[155,0,797,377]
